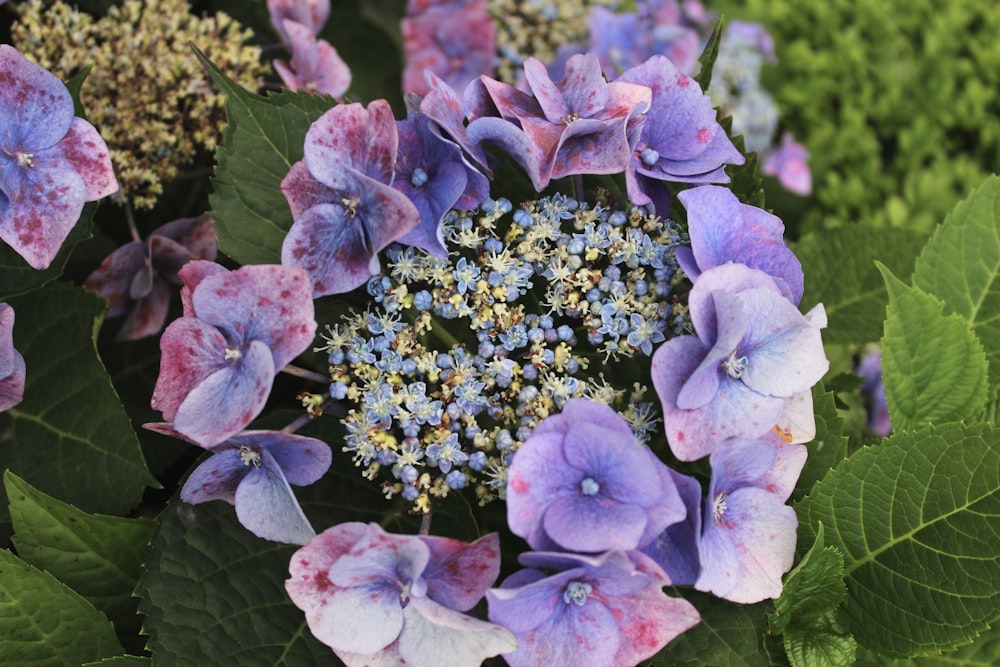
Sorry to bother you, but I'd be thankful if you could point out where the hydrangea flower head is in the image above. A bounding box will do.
[763,132,812,196]
[273,19,351,97]
[0,45,117,269]
[84,215,216,340]
[617,55,744,209]
[145,424,330,545]
[151,261,316,447]
[268,0,329,47]
[506,398,685,552]
[281,100,421,296]
[286,522,516,667]
[652,263,828,460]
[487,550,700,667]
[0,303,26,412]
[402,0,495,96]
[675,185,804,304]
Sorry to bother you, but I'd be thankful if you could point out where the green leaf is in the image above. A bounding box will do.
[794,383,851,500]
[196,47,335,266]
[0,284,156,539]
[878,264,989,431]
[0,548,123,665]
[771,524,847,634]
[0,202,96,300]
[5,471,154,654]
[82,657,150,667]
[856,623,1000,665]
[651,591,787,666]
[796,423,1000,658]
[913,175,1000,378]
[695,16,725,92]
[65,65,93,118]
[783,610,857,667]
[794,227,926,344]
[136,499,334,666]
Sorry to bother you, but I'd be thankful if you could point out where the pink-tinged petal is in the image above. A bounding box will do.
[0,160,87,270]
[757,437,808,501]
[117,278,170,341]
[556,54,611,119]
[273,58,299,92]
[280,159,338,219]
[0,351,25,412]
[180,447,244,504]
[304,101,396,188]
[281,202,373,296]
[608,581,700,667]
[58,118,117,200]
[687,263,784,340]
[328,524,429,589]
[546,117,634,180]
[171,340,275,447]
[151,317,228,421]
[774,389,816,445]
[419,71,491,171]
[234,450,316,544]
[177,260,227,316]
[398,596,517,667]
[230,430,332,486]
[268,0,329,44]
[478,75,543,123]
[466,116,546,190]
[190,264,316,370]
[286,521,368,608]
[0,45,73,150]
[420,533,501,612]
[696,486,798,603]
[505,430,578,546]
[84,241,146,318]
[150,214,217,277]
[522,57,571,123]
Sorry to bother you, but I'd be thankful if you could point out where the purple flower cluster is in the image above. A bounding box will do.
[402,0,495,97]
[286,523,516,666]
[268,0,351,97]
[0,303,25,412]
[0,45,118,270]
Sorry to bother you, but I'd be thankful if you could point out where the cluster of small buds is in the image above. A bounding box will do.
[316,192,688,509]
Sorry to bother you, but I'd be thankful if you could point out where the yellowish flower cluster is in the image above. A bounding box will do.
[12,0,266,209]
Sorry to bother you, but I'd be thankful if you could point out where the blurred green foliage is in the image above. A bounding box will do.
[716,0,1000,238]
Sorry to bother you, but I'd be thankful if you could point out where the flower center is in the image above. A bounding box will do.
[342,195,360,217]
[640,148,660,166]
[560,112,580,125]
[721,351,749,379]
[16,151,34,168]
[224,348,242,361]
[410,167,428,188]
[580,477,600,495]
[712,491,728,525]
[563,581,592,606]
[239,445,262,468]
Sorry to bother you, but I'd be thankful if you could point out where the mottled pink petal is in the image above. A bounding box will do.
[0,303,25,412]
[0,44,73,149]
[180,447,244,504]
[420,533,501,612]
[150,214,217,279]
[117,277,170,341]
[177,259,227,316]
[150,317,228,422]
[304,101,396,188]
[59,118,118,200]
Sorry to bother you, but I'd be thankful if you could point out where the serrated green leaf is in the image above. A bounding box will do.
[912,175,1000,378]
[794,227,926,345]
[0,284,155,539]
[0,548,123,665]
[136,499,334,666]
[5,471,154,653]
[878,264,989,431]
[0,202,96,300]
[650,590,786,666]
[795,383,851,500]
[783,610,857,667]
[695,16,725,91]
[772,524,847,635]
[796,423,1000,658]
[196,47,335,266]
[856,624,1000,666]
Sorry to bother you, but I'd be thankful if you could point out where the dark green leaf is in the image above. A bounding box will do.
[0,284,156,539]
[796,423,1000,658]
[772,524,847,634]
[783,610,857,667]
[0,548,123,665]
[83,658,150,666]
[878,264,989,431]
[695,16,725,91]
[6,471,154,654]
[856,623,1000,665]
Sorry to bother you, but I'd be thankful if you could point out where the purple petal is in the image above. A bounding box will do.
[58,118,118,200]
[677,290,749,409]
[641,468,703,585]
[118,278,170,341]
[180,447,245,504]
[608,574,700,666]
[506,430,578,547]
[151,317,229,422]
[268,0,329,45]
[0,45,73,151]
[304,101,396,188]
[149,214,217,279]
[171,339,275,447]
[281,160,338,219]
[229,430,331,486]
[523,57,572,123]
[84,241,147,318]
[397,596,517,667]
[531,398,634,440]
[328,523,429,590]
[466,116,546,191]
[543,493,648,552]
[420,533,501,612]
[418,71,490,171]
[233,449,316,544]
[0,303,25,412]
[177,260,227,316]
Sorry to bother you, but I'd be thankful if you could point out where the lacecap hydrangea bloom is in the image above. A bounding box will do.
[0,303,26,412]
[0,44,117,269]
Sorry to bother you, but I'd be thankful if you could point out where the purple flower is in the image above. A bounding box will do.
[273,19,351,97]
[402,0,496,96]
[640,467,703,585]
[0,303,25,412]
[84,215,217,340]
[487,550,700,667]
[145,424,331,545]
[151,261,317,447]
[858,349,891,436]
[651,263,828,461]
[267,0,329,47]
[675,185,804,304]
[695,435,805,603]
[471,54,651,190]
[286,522,517,667]
[281,101,421,296]
[506,398,685,552]
[0,45,118,270]
[616,55,745,210]
[393,112,489,258]
[763,132,812,196]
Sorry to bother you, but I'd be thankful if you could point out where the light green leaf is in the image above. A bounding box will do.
[0,284,156,538]
[783,611,857,667]
[771,524,847,635]
[878,264,989,430]
[795,383,851,500]
[6,471,154,653]
[0,548,123,665]
[196,47,335,266]
[794,227,925,344]
[913,174,1000,378]
[796,423,1000,658]
[856,623,1000,665]
[135,499,334,666]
